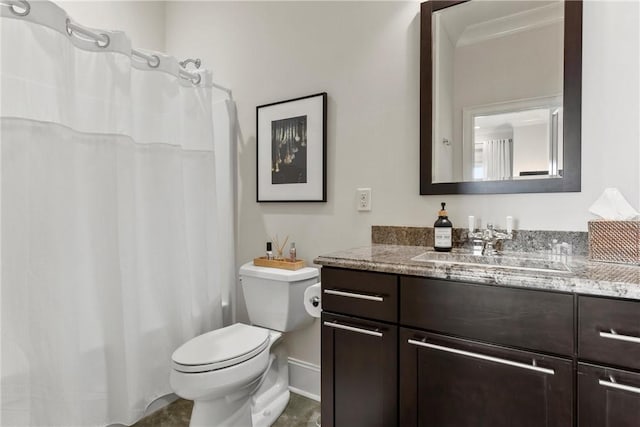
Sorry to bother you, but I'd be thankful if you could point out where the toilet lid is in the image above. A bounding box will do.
[172,324,270,373]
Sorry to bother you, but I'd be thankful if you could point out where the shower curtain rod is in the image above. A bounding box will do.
[2,0,233,94]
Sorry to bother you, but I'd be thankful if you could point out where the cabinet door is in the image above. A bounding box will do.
[578,363,640,427]
[399,328,573,427]
[321,312,398,427]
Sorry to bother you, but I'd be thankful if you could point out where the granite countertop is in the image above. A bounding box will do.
[314,244,640,301]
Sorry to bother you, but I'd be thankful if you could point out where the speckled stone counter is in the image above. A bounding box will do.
[372,225,590,255]
[314,245,640,301]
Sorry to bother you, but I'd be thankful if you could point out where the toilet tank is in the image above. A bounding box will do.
[239,262,319,332]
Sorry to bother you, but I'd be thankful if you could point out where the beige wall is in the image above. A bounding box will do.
[165,1,426,364]
[55,1,166,52]
[513,123,550,177]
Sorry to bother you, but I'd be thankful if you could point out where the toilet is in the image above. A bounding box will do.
[170,262,319,427]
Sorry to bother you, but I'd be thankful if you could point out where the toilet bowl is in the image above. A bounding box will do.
[170,262,319,427]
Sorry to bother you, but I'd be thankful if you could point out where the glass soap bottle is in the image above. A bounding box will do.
[289,242,297,262]
[434,202,453,252]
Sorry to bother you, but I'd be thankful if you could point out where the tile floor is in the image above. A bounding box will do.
[132,393,321,427]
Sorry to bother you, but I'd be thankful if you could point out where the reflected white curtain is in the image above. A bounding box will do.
[1,2,235,426]
[482,138,513,180]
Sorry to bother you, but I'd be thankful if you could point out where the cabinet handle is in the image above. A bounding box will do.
[324,321,383,337]
[407,339,555,375]
[599,329,640,344]
[323,289,384,302]
[599,377,640,395]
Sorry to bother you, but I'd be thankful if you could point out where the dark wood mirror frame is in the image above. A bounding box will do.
[420,0,582,195]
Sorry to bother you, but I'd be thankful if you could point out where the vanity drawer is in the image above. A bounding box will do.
[400,277,574,356]
[578,296,640,370]
[321,267,397,323]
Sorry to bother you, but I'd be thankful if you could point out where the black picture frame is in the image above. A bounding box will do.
[257,92,327,202]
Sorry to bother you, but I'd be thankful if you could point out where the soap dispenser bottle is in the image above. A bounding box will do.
[434,202,453,252]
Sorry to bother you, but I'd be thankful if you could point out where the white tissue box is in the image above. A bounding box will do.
[588,220,640,265]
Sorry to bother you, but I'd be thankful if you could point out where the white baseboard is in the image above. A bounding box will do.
[287,357,320,402]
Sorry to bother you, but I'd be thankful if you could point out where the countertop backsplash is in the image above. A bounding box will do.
[372,225,589,256]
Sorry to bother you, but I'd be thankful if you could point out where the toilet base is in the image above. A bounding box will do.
[190,395,253,427]
[252,389,289,427]
[251,336,290,427]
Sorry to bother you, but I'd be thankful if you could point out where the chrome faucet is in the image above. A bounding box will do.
[468,223,513,256]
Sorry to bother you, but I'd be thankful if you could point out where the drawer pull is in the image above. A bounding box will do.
[599,376,640,395]
[407,339,555,375]
[599,329,640,344]
[323,321,383,337]
[324,289,384,302]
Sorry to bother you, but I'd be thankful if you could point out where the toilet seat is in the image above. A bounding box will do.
[172,324,270,373]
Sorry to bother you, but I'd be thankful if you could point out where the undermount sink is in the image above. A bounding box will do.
[411,250,572,274]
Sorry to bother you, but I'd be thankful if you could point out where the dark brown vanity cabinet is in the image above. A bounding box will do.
[320,267,640,426]
[577,296,640,426]
[321,268,398,427]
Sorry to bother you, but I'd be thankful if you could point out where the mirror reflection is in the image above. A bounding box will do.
[432,0,565,183]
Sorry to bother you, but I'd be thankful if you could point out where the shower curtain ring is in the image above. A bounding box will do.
[9,0,30,16]
[65,18,110,48]
[95,33,110,48]
[148,55,160,68]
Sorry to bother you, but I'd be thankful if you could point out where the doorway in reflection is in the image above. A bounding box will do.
[471,106,563,181]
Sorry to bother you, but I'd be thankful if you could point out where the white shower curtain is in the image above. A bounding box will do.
[1,2,236,426]
[482,138,513,181]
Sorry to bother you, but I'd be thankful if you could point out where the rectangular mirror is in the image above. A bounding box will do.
[420,0,582,194]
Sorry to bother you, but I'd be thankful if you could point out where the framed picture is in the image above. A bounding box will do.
[257,92,327,202]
